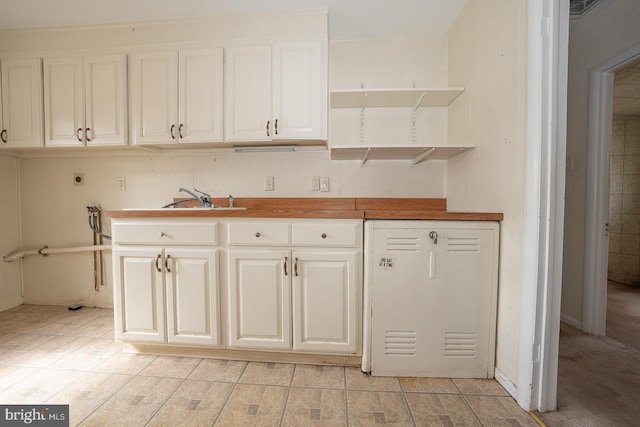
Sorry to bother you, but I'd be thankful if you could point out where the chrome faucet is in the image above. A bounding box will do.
[227,194,234,208]
[179,187,213,207]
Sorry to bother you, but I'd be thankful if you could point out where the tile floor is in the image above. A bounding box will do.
[0,305,540,426]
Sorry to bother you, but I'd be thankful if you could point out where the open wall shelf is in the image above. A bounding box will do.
[330,88,464,108]
[330,144,474,166]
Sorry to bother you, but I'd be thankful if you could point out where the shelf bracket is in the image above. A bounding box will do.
[411,147,436,166]
[360,147,372,166]
[360,93,368,145]
[411,92,426,145]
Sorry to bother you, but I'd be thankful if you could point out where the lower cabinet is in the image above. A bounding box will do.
[113,246,220,346]
[228,249,359,354]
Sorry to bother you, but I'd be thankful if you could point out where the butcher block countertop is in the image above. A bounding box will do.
[106,198,503,221]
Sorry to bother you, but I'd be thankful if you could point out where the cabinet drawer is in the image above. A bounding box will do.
[113,222,218,245]
[292,222,359,247]
[228,222,291,246]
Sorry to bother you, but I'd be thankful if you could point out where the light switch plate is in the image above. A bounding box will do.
[264,176,275,191]
[311,176,320,191]
[319,177,329,192]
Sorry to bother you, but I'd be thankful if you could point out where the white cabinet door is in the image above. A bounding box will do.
[130,51,178,145]
[179,48,223,143]
[224,45,272,142]
[228,250,291,350]
[0,58,43,148]
[273,42,326,140]
[84,54,127,146]
[113,247,166,343]
[292,251,358,353]
[165,248,220,346]
[44,55,126,147]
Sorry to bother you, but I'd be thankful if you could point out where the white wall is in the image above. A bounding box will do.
[446,0,527,390]
[0,154,22,311]
[563,0,640,325]
[7,17,450,307]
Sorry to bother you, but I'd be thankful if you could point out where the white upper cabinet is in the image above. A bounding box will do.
[224,41,327,143]
[44,54,127,147]
[131,48,223,145]
[0,58,44,148]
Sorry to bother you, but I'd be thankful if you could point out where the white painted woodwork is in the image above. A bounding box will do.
[292,222,359,247]
[44,55,126,147]
[292,251,358,353]
[225,41,326,143]
[224,45,272,142]
[228,250,291,350]
[112,221,219,245]
[0,58,43,148]
[84,55,127,146]
[272,41,325,140]
[132,48,223,145]
[227,221,291,246]
[367,221,499,378]
[113,247,166,343]
[130,51,178,145]
[179,48,224,143]
[165,248,220,346]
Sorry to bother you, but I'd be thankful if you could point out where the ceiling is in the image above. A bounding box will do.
[614,60,640,117]
[0,0,469,39]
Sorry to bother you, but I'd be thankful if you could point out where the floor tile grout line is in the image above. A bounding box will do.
[210,359,249,426]
[278,363,297,427]
[344,368,350,427]
[453,379,487,427]
[400,388,417,426]
[143,377,188,427]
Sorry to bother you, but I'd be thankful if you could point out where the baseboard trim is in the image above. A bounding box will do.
[494,366,518,399]
[560,312,581,329]
[0,296,23,313]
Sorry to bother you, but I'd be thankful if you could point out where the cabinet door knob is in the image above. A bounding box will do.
[159,232,165,237]
[255,232,261,238]
[321,233,327,239]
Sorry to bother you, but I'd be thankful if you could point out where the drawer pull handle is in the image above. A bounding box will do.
[321,233,327,239]
[294,257,298,276]
[255,232,261,238]
[165,255,172,273]
[155,254,162,272]
[159,232,165,237]
[284,256,288,276]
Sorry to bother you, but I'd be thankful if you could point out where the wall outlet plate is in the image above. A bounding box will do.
[311,176,320,191]
[319,177,329,192]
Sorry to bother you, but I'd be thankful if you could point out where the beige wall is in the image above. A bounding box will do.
[0,154,22,311]
[447,0,527,388]
[563,0,640,325]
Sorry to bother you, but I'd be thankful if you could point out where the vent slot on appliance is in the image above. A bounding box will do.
[384,330,417,356]
[385,236,419,252]
[444,332,477,358]
[447,237,480,253]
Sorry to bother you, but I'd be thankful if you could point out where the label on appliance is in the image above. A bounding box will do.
[378,255,395,271]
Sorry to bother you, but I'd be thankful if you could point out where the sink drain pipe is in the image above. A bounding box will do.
[3,244,112,262]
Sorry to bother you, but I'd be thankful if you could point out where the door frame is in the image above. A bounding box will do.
[583,43,640,335]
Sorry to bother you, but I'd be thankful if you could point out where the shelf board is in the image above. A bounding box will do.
[330,88,464,108]
[330,145,474,166]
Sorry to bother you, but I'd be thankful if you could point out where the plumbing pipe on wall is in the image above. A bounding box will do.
[3,245,112,263]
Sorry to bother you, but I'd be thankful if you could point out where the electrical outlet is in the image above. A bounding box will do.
[73,173,85,186]
[311,176,320,191]
[319,177,329,192]
[117,177,126,191]
[264,176,275,191]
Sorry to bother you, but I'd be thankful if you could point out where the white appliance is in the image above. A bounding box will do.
[362,220,499,378]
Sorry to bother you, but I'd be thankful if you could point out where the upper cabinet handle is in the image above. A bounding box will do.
[85,128,91,142]
[178,124,184,139]
[284,256,288,276]
[155,254,162,272]
[0,129,7,143]
[275,119,278,135]
[76,128,83,142]
[170,124,176,140]
[165,254,172,273]
[266,120,270,137]
[294,257,298,276]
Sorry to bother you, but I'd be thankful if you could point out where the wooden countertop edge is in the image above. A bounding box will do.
[106,209,502,221]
